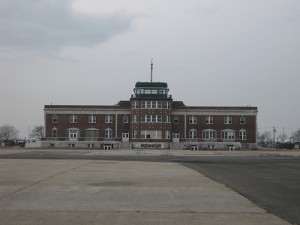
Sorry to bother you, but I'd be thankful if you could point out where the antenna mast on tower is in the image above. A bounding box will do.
[151,59,153,82]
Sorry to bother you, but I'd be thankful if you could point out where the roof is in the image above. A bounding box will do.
[135,82,168,88]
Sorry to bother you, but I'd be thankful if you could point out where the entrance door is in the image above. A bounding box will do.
[122,133,129,142]
[69,129,78,141]
[173,133,180,143]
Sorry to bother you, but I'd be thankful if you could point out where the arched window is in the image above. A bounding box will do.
[52,127,57,138]
[105,128,113,139]
[202,129,216,139]
[189,129,197,139]
[85,128,99,141]
[222,129,235,140]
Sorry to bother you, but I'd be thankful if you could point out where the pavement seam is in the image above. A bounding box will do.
[0,161,92,202]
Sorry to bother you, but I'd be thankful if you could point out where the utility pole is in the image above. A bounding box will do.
[151,59,153,82]
[273,126,276,147]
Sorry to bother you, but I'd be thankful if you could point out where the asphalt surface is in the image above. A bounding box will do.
[1,149,300,224]
[183,157,300,225]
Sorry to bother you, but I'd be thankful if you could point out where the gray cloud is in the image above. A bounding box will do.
[0,0,134,52]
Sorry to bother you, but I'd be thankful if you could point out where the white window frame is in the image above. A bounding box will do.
[222,129,235,140]
[140,130,162,139]
[239,130,247,140]
[132,101,137,108]
[173,116,179,124]
[70,114,78,123]
[123,115,129,123]
[189,129,197,139]
[166,102,170,109]
[189,115,197,124]
[165,130,171,139]
[132,130,137,139]
[105,115,113,123]
[224,116,232,124]
[202,129,216,139]
[52,128,57,138]
[205,115,213,124]
[166,115,171,123]
[240,116,246,124]
[157,101,162,108]
[105,129,112,138]
[52,114,58,123]
[88,114,96,123]
[132,115,138,122]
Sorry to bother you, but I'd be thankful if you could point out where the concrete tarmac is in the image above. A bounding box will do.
[0,158,291,225]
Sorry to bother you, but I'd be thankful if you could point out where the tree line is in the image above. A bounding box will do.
[0,125,44,146]
[257,129,300,147]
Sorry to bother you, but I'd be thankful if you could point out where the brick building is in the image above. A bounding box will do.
[43,81,258,150]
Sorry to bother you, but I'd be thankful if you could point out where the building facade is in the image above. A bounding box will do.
[43,81,258,150]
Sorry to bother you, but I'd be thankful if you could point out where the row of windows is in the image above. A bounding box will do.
[174,115,246,124]
[52,128,114,139]
[132,101,170,109]
[52,128,247,140]
[189,129,247,140]
[52,114,129,124]
[135,88,169,95]
[52,114,247,125]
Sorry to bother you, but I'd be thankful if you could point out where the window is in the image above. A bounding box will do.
[105,129,112,138]
[52,114,58,123]
[224,116,232,124]
[132,101,137,108]
[153,115,162,122]
[205,116,213,124]
[141,115,162,123]
[146,101,151,108]
[240,130,247,140]
[189,129,197,139]
[123,115,129,123]
[70,114,78,123]
[140,130,162,139]
[202,129,216,139]
[132,130,137,139]
[222,130,235,140]
[85,129,99,141]
[141,101,162,108]
[88,114,96,123]
[157,101,162,108]
[240,116,246,124]
[165,130,171,139]
[132,115,138,123]
[52,128,57,138]
[105,115,113,123]
[189,116,197,124]
[166,102,170,109]
[166,115,171,123]
[173,116,179,124]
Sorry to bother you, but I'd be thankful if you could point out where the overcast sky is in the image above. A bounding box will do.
[1,0,299,138]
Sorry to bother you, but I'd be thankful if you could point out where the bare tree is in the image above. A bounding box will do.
[0,125,19,141]
[30,125,45,140]
[258,131,272,147]
[278,132,288,143]
[292,129,300,141]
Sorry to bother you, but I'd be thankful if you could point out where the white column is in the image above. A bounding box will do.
[115,113,118,138]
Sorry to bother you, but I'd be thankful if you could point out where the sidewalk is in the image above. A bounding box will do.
[0,159,291,225]
[1,148,300,158]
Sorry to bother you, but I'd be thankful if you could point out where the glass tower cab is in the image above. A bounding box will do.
[131,82,172,100]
